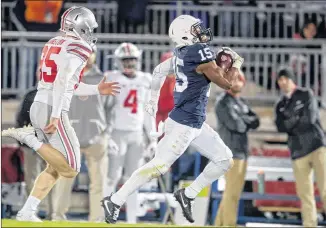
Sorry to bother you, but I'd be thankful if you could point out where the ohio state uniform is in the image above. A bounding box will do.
[31,36,98,171]
[103,69,154,206]
[104,70,152,132]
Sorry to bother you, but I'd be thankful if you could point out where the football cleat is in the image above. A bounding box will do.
[2,126,36,147]
[174,188,195,223]
[101,195,121,224]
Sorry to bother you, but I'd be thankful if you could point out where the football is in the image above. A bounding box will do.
[215,51,233,72]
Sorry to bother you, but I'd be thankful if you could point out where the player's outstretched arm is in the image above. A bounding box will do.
[74,76,120,96]
[150,57,175,101]
[196,61,232,90]
[145,57,175,117]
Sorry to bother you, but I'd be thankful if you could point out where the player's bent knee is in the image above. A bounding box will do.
[59,169,78,179]
[218,158,233,173]
[44,165,60,180]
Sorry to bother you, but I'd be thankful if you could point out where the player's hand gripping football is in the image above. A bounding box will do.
[98,76,121,96]
[44,117,59,134]
[220,47,244,86]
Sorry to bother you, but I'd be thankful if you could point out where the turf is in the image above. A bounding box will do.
[2,219,213,227]
[1,219,172,227]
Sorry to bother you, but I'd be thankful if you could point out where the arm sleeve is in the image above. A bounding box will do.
[216,101,247,133]
[143,83,157,142]
[150,57,174,101]
[246,109,260,130]
[74,82,99,96]
[51,53,84,118]
[274,102,289,133]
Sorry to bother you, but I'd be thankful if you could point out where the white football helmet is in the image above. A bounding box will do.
[114,43,142,77]
[168,15,212,47]
[60,6,98,45]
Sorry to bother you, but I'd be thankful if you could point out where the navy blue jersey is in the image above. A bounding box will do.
[169,43,215,128]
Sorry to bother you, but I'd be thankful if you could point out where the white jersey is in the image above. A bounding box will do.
[34,35,93,118]
[104,70,152,132]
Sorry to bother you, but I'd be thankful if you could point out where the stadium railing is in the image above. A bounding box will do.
[2,31,326,107]
[2,1,326,38]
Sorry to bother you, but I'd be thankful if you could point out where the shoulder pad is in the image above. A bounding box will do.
[66,40,92,62]
[186,43,215,64]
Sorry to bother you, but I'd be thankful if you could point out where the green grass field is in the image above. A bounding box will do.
[2,219,214,227]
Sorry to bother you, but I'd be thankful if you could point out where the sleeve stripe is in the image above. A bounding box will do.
[67,43,92,54]
[67,49,88,61]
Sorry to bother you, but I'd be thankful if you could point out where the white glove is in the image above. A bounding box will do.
[108,137,119,155]
[145,99,158,117]
[144,140,157,162]
[220,47,244,69]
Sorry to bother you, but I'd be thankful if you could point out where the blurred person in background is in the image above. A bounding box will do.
[117,0,149,33]
[50,47,114,222]
[102,43,157,224]
[15,66,43,198]
[291,20,321,95]
[275,67,326,227]
[156,51,176,139]
[293,20,317,40]
[214,71,260,226]
[13,0,66,31]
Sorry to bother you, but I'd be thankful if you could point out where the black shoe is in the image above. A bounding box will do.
[174,188,195,223]
[101,195,120,224]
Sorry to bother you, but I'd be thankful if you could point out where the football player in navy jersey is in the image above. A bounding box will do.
[102,15,244,224]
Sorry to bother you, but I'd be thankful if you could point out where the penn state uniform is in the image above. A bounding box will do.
[171,43,212,128]
[101,14,236,225]
[161,43,233,164]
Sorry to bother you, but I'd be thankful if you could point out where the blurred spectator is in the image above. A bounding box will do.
[293,20,317,40]
[117,0,149,33]
[13,0,66,31]
[156,51,176,138]
[50,48,109,222]
[214,72,260,226]
[291,20,321,92]
[274,67,326,227]
[15,66,43,198]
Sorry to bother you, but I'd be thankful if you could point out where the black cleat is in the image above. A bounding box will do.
[101,195,120,224]
[174,188,195,223]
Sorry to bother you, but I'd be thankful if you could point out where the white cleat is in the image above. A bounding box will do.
[2,125,35,145]
[16,211,43,222]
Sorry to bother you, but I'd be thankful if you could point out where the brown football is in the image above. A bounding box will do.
[215,51,233,72]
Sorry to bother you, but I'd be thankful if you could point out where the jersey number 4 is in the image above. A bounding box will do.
[124,90,138,113]
[39,46,62,83]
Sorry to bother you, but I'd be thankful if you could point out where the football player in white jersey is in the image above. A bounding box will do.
[102,43,157,224]
[2,6,120,222]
